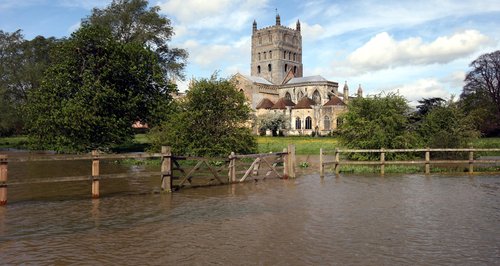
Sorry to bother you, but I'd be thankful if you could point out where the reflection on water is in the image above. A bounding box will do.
[0,161,499,264]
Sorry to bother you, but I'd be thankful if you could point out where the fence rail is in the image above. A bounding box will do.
[320,148,500,177]
[0,145,296,206]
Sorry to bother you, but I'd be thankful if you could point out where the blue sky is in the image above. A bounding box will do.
[1,0,499,104]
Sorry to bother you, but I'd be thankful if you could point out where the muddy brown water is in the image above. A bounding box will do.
[0,151,499,265]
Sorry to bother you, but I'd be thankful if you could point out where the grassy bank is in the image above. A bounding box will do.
[257,136,339,155]
[1,135,498,156]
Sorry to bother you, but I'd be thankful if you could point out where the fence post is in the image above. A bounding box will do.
[425,148,430,174]
[283,148,289,178]
[380,148,385,175]
[288,144,296,178]
[229,152,236,182]
[334,148,340,175]
[91,150,100,199]
[468,150,474,174]
[0,155,7,206]
[320,148,324,178]
[161,146,173,192]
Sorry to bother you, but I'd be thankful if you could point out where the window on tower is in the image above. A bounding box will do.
[283,51,286,59]
[293,53,296,61]
[284,64,288,72]
[269,50,272,58]
[257,65,261,74]
[268,64,272,72]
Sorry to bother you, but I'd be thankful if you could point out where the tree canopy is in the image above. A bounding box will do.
[0,30,58,135]
[417,99,478,148]
[25,25,170,152]
[461,50,500,136]
[149,75,257,157]
[339,93,421,155]
[83,0,187,80]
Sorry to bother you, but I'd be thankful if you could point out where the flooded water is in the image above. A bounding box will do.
[0,154,499,264]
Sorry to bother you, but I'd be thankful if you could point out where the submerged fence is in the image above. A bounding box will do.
[0,145,296,206]
[320,148,500,177]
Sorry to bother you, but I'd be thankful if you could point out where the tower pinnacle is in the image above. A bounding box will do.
[296,20,301,31]
[276,13,281,26]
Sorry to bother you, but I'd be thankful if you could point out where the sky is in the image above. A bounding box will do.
[1,0,499,104]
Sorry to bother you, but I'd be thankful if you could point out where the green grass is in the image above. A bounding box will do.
[257,136,339,155]
[0,135,28,149]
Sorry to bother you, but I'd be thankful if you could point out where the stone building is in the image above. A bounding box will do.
[234,14,362,136]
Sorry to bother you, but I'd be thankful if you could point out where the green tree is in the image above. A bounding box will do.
[25,25,170,152]
[0,30,59,135]
[258,112,289,136]
[83,0,187,80]
[149,75,257,157]
[417,99,479,148]
[339,93,421,159]
[461,50,500,136]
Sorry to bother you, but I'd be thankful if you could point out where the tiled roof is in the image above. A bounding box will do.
[243,75,274,85]
[256,98,275,109]
[294,97,316,109]
[271,97,296,109]
[323,96,346,106]
[286,75,327,84]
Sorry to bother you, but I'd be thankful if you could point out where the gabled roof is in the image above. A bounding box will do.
[323,96,346,106]
[256,98,275,109]
[286,75,327,84]
[271,97,295,109]
[294,97,316,109]
[242,75,274,85]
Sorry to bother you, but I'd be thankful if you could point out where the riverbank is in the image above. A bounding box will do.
[2,135,500,155]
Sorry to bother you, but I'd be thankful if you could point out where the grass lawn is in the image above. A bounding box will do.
[1,134,498,156]
[257,136,339,155]
[0,135,29,149]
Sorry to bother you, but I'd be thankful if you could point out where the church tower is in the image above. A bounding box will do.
[251,14,303,85]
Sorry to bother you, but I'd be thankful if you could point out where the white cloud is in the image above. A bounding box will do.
[181,36,251,71]
[348,30,491,72]
[158,0,268,30]
[293,21,325,42]
[386,78,452,105]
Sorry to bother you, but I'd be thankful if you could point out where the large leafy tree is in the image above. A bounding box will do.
[25,25,170,152]
[417,99,479,148]
[461,50,500,136]
[0,30,58,135]
[83,0,187,81]
[339,93,421,158]
[149,75,257,157]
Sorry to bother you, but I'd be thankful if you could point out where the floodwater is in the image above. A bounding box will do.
[0,154,499,265]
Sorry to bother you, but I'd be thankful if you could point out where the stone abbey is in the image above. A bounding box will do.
[234,14,362,135]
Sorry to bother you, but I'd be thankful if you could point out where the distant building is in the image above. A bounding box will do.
[234,14,362,135]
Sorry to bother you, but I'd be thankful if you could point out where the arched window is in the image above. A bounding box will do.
[312,90,321,105]
[324,116,331,130]
[293,53,296,61]
[295,117,301,129]
[257,65,261,74]
[294,66,298,74]
[284,51,287,59]
[288,52,291,60]
[337,118,343,128]
[269,50,272,58]
[284,64,288,72]
[285,92,291,101]
[305,116,312,129]
[268,64,272,72]
[297,91,304,100]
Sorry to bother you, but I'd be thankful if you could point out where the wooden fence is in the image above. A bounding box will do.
[0,145,295,206]
[320,148,500,177]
